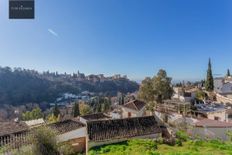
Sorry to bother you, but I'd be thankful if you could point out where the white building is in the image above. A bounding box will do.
[214,77,232,98]
[121,100,146,118]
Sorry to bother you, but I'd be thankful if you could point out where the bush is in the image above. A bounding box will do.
[176,139,182,146]
[176,130,188,142]
[31,127,59,155]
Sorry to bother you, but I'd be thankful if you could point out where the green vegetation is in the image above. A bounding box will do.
[89,139,158,155]
[91,97,111,113]
[79,102,92,115]
[53,103,60,118]
[73,102,80,117]
[227,69,231,77]
[89,139,232,155]
[22,107,43,121]
[195,90,206,101]
[138,69,173,111]
[205,58,214,91]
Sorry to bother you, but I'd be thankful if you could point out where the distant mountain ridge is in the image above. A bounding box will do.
[0,67,139,106]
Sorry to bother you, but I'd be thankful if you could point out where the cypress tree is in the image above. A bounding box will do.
[205,58,214,91]
[73,102,80,117]
[53,103,60,117]
[227,69,231,77]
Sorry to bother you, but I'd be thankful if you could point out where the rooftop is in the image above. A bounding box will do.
[0,121,29,137]
[123,100,146,111]
[195,119,232,128]
[49,119,85,134]
[87,116,161,142]
[163,99,191,105]
[195,103,225,113]
[80,113,111,121]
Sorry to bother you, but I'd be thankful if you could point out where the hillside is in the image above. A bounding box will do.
[0,67,139,106]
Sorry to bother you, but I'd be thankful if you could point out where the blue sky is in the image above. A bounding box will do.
[0,0,232,82]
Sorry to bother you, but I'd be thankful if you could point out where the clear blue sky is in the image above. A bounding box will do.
[0,0,232,82]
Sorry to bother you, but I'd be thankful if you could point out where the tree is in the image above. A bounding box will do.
[53,103,60,118]
[152,69,173,103]
[79,102,92,115]
[138,69,173,111]
[22,107,43,121]
[227,69,231,77]
[47,114,60,123]
[138,77,155,103]
[138,77,156,111]
[73,102,80,117]
[205,59,214,91]
[31,127,59,155]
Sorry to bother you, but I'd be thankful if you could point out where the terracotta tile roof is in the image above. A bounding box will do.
[87,116,161,142]
[0,121,29,137]
[123,100,146,111]
[195,119,232,128]
[49,119,85,134]
[81,113,111,121]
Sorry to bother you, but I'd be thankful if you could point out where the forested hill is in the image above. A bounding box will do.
[0,67,139,106]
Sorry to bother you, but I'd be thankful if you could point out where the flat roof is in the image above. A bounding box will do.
[195,103,225,113]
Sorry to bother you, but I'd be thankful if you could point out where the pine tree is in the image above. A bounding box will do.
[53,103,60,118]
[205,58,214,91]
[227,69,231,77]
[73,102,80,117]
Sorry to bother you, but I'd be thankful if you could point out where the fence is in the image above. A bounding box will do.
[0,131,31,154]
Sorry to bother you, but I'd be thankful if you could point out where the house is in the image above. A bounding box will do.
[121,100,146,118]
[87,116,162,149]
[193,103,226,121]
[191,119,232,140]
[214,77,232,98]
[110,109,122,119]
[79,113,111,124]
[0,119,87,153]
[173,87,195,102]
[49,119,87,153]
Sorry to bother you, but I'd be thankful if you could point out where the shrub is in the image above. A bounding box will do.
[31,126,59,155]
[176,139,182,146]
[176,130,188,142]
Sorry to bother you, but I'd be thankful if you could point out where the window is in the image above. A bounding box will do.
[128,112,131,118]
[214,116,220,121]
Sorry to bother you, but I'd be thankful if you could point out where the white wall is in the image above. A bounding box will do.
[207,110,226,122]
[57,127,87,142]
[79,117,87,125]
[221,83,232,94]
[122,107,145,118]
[191,127,232,141]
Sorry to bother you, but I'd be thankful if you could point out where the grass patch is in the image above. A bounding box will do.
[89,139,232,155]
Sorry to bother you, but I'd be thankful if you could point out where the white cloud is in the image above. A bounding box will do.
[48,29,58,37]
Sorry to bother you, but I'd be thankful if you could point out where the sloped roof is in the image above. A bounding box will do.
[87,116,161,142]
[123,100,146,111]
[195,119,232,128]
[81,113,111,121]
[49,119,85,134]
[0,121,29,137]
